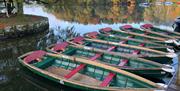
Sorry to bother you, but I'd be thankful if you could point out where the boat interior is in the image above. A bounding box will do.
[62,46,159,69]
[23,56,155,88]
[96,34,158,47]
[82,40,159,56]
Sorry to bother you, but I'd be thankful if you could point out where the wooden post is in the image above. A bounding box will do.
[176,54,180,85]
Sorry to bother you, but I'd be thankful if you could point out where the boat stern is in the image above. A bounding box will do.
[162,64,175,73]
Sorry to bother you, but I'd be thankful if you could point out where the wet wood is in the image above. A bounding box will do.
[84,38,167,55]
[46,53,161,88]
[46,66,102,86]
[114,30,166,41]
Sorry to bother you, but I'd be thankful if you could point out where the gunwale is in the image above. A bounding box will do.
[67,38,177,58]
[141,26,180,38]
[18,51,163,90]
[99,30,171,46]
[84,32,173,51]
[103,29,167,41]
[46,43,173,64]
[120,26,178,39]
[84,38,166,54]
[47,44,163,67]
[99,29,171,42]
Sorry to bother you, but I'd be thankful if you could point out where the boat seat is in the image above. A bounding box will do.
[140,24,153,29]
[64,64,86,79]
[64,52,103,79]
[46,66,102,86]
[33,57,54,68]
[90,53,102,61]
[118,59,128,66]
[63,45,115,80]
[107,46,116,52]
[24,50,46,63]
[139,43,145,47]
[100,27,112,32]
[127,36,134,38]
[132,50,140,54]
[100,72,115,87]
[53,42,68,52]
[73,36,84,44]
[144,31,150,35]
[121,25,133,30]
[87,32,98,38]
[119,40,127,44]
[132,43,144,54]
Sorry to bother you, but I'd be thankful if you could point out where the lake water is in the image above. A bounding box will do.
[0,1,180,91]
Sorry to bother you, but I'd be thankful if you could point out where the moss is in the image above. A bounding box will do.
[0,15,46,29]
[0,14,49,39]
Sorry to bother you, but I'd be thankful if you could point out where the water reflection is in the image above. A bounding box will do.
[0,28,79,90]
[24,0,180,33]
[1,0,180,91]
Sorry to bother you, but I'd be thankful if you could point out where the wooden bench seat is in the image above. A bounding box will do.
[46,66,102,86]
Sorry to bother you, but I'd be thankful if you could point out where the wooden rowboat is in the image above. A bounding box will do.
[84,31,174,53]
[18,50,166,91]
[99,27,177,46]
[120,25,177,40]
[140,24,180,39]
[67,36,177,59]
[46,43,175,78]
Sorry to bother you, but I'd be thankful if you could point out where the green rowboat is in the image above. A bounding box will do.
[84,31,174,53]
[46,43,174,78]
[141,24,180,39]
[99,27,176,46]
[18,50,166,91]
[120,25,177,40]
[67,37,177,59]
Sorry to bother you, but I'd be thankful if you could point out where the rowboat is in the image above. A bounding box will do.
[18,50,167,90]
[67,36,176,59]
[141,24,180,39]
[46,43,174,78]
[84,31,174,53]
[99,27,177,46]
[120,25,177,39]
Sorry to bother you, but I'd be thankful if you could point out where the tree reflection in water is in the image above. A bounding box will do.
[0,27,79,91]
[1,0,180,90]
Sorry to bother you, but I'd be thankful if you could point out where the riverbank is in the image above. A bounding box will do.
[0,14,49,39]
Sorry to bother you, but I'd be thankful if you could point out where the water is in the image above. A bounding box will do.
[0,1,180,91]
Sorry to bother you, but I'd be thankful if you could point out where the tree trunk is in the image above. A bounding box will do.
[16,0,23,15]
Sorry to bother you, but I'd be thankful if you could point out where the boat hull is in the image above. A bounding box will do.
[46,44,172,79]
[18,52,162,91]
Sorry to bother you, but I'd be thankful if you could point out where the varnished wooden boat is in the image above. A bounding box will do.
[18,50,167,91]
[99,27,176,46]
[46,43,174,78]
[141,24,180,39]
[120,25,178,40]
[67,36,177,59]
[84,31,174,53]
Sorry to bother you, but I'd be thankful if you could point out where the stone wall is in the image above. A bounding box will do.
[0,16,49,39]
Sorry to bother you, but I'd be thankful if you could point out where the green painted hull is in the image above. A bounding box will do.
[150,27,180,38]
[84,33,171,53]
[46,45,172,79]
[99,29,175,47]
[68,38,175,64]
[19,61,95,91]
[120,27,172,39]
[99,29,161,42]
[64,49,170,78]
[18,52,162,91]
